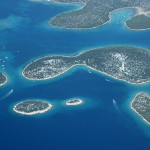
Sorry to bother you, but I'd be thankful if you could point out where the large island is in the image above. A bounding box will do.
[0,72,7,86]
[131,93,150,124]
[23,46,150,84]
[49,0,150,30]
[13,100,52,115]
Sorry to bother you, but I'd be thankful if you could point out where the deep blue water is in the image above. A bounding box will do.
[1,0,150,150]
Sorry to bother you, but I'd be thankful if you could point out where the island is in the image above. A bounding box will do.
[131,93,150,124]
[66,99,83,106]
[0,72,7,86]
[13,100,52,115]
[126,14,150,30]
[49,0,150,30]
[22,46,150,84]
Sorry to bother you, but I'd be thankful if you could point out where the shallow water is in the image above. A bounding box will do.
[1,0,150,150]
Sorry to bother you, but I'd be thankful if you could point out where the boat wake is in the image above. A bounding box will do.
[0,89,13,101]
[113,99,120,112]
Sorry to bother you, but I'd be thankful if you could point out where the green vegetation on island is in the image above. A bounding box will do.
[13,100,52,115]
[126,14,150,30]
[49,0,150,29]
[66,99,83,106]
[22,56,79,80]
[23,46,150,84]
[131,93,150,124]
[0,72,7,86]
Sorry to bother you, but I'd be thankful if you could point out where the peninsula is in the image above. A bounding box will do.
[0,72,7,86]
[126,14,150,30]
[13,100,52,115]
[22,56,79,80]
[49,0,150,30]
[131,93,150,124]
[22,46,150,84]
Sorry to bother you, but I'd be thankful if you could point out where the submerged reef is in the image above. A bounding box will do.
[13,100,52,115]
[131,93,150,124]
[0,73,7,86]
[23,46,150,84]
[49,0,150,29]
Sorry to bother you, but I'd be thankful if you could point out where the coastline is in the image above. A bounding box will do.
[124,22,150,31]
[61,97,97,110]
[66,99,83,106]
[49,6,144,30]
[137,7,150,16]
[0,73,8,87]
[50,0,86,7]
[13,101,53,115]
[29,1,150,31]
[22,45,150,85]
[21,54,82,81]
[23,61,150,85]
[130,93,150,125]
[124,8,150,31]
[83,64,150,85]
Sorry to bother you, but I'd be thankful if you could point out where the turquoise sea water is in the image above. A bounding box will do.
[1,0,150,149]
